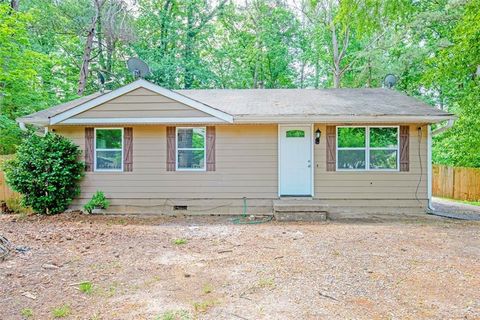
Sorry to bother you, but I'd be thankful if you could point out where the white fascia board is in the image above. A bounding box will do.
[233,115,456,124]
[50,79,233,125]
[60,117,226,125]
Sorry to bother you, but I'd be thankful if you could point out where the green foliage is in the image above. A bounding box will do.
[172,238,187,245]
[52,305,71,318]
[78,281,94,294]
[4,133,84,215]
[0,116,23,155]
[84,191,110,214]
[20,308,34,318]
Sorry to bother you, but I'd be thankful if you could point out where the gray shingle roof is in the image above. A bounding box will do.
[176,88,449,117]
[18,84,453,125]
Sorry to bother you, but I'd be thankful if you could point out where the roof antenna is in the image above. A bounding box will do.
[127,57,151,79]
[383,74,397,89]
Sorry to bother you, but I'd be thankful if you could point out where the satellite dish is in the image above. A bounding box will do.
[383,74,397,89]
[127,57,150,79]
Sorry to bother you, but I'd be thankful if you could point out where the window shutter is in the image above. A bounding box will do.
[326,126,336,172]
[124,127,133,172]
[206,126,216,171]
[400,125,409,172]
[85,127,94,172]
[166,126,176,171]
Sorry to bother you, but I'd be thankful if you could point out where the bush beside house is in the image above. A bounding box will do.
[3,133,84,215]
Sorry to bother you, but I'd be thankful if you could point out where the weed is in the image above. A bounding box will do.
[79,281,94,294]
[257,277,275,288]
[89,312,102,320]
[193,300,216,313]
[52,304,71,318]
[156,309,191,320]
[202,283,213,294]
[172,238,187,245]
[20,308,33,318]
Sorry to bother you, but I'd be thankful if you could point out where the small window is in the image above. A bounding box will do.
[286,130,305,138]
[95,128,123,171]
[176,127,206,170]
[337,126,399,171]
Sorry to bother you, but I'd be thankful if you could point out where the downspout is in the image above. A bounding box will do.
[432,119,454,136]
[18,121,27,132]
[427,124,433,210]
[428,119,455,211]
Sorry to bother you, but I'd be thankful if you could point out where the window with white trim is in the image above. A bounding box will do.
[176,127,206,170]
[95,128,123,171]
[337,126,399,171]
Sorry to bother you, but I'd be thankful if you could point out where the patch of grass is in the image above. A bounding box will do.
[172,238,187,245]
[20,308,33,318]
[156,309,191,320]
[193,300,217,313]
[257,277,275,288]
[440,197,480,206]
[79,281,94,294]
[202,283,213,294]
[52,305,71,318]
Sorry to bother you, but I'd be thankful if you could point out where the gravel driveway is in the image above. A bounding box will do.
[1,213,479,319]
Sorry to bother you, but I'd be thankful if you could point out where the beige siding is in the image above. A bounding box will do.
[72,88,211,119]
[313,124,428,201]
[53,123,429,214]
[54,124,279,203]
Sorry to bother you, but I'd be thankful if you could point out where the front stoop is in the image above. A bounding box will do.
[273,199,328,221]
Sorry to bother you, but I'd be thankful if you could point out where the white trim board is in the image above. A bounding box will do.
[50,79,234,125]
[61,117,226,125]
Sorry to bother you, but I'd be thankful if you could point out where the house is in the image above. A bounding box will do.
[18,79,455,219]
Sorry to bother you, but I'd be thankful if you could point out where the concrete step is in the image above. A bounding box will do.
[273,199,328,221]
[274,211,327,222]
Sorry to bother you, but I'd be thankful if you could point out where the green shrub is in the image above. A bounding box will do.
[84,191,110,214]
[3,133,84,215]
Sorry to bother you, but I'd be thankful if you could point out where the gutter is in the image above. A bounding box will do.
[431,119,455,136]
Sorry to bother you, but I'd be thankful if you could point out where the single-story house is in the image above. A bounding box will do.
[18,79,455,219]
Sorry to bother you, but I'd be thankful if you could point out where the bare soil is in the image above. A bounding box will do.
[1,213,479,320]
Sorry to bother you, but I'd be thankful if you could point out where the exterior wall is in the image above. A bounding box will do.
[53,123,429,216]
[313,124,428,217]
[53,124,278,214]
[71,88,211,119]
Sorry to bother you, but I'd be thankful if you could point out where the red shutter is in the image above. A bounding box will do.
[400,125,409,172]
[85,127,94,172]
[326,126,336,171]
[206,126,216,171]
[166,126,176,171]
[124,127,133,172]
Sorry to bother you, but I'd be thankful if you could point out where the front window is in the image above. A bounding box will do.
[176,127,206,170]
[337,126,399,171]
[95,128,123,171]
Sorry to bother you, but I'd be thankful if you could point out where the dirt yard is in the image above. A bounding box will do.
[1,213,479,320]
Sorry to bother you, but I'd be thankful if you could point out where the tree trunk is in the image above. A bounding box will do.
[78,0,103,95]
[331,24,341,88]
[10,0,19,10]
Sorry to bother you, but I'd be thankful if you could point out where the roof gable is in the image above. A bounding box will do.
[50,79,233,125]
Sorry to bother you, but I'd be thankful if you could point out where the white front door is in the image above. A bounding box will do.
[279,125,312,196]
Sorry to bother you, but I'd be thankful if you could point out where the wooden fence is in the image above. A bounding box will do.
[432,165,480,201]
[0,155,18,202]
